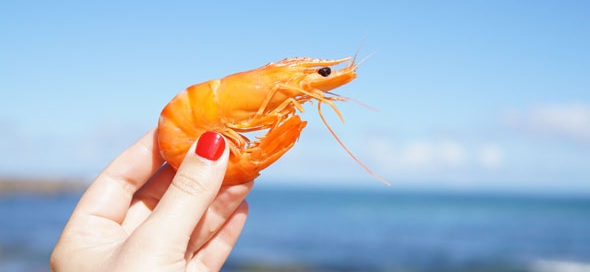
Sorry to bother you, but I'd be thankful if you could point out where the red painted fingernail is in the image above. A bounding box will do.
[195,131,225,161]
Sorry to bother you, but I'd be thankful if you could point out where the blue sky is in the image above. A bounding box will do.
[1,1,589,193]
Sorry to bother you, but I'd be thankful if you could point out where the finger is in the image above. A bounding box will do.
[185,181,253,257]
[123,169,252,242]
[73,128,164,223]
[121,174,251,264]
[137,131,229,247]
[122,163,176,233]
[187,201,249,272]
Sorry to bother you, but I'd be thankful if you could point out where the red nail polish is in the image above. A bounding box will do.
[195,131,225,161]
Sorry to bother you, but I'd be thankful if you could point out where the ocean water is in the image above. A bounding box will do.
[0,186,589,272]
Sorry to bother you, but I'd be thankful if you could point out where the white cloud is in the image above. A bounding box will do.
[388,140,469,170]
[364,137,502,176]
[478,144,503,170]
[400,141,435,168]
[504,103,590,143]
[439,140,468,168]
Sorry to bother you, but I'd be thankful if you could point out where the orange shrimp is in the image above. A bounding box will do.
[158,55,387,185]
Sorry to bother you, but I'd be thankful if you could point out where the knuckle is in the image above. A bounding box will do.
[171,171,211,197]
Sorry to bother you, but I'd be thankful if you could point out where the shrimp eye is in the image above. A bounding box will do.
[318,67,331,77]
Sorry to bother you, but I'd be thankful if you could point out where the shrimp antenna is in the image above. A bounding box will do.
[317,102,391,185]
[326,91,380,112]
[351,36,366,66]
[351,33,378,66]
[355,51,377,68]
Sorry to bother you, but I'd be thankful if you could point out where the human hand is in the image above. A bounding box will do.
[51,129,252,271]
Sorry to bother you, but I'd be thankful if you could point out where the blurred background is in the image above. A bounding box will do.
[1,0,589,271]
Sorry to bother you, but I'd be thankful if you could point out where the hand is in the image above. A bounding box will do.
[50,129,253,271]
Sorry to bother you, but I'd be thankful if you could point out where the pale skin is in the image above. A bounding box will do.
[50,128,253,271]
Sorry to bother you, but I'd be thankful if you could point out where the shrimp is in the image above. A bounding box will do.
[158,55,388,185]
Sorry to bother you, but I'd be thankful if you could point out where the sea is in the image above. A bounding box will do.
[1,185,589,272]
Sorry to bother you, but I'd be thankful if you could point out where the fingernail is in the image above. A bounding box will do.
[195,131,225,161]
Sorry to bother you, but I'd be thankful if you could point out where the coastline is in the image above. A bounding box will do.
[0,178,87,195]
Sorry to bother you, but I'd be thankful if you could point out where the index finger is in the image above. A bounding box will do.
[72,127,165,223]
